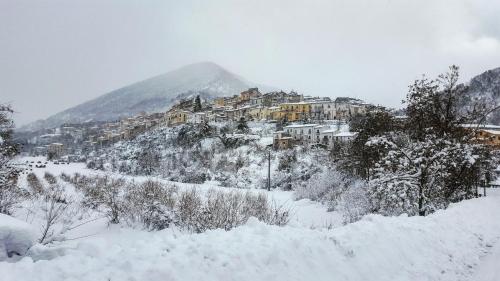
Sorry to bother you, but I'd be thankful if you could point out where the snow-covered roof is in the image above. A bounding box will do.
[461,124,500,130]
[39,134,61,138]
[333,132,357,137]
[482,130,500,135]
[285,124,318,128]
[281,102,309,105]
[258,137,274,146]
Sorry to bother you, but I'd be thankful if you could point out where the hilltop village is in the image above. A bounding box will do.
[21,88,371,159]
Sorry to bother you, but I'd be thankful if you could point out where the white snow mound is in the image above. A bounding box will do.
[0,214,37,261]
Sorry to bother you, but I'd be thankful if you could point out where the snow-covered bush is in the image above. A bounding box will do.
[294,167,371,223]
[177,188,290,233]
[334,183,371,224]
[367,133,490,216]
[175,188,203,232]
[59,172,71,183]
[294,168,350,203]
[26,173,44,195]
[38,183,73,244]
[81,176,126,224]
[67,173,290,232]
[124,180,177,230]
[43,172,58,185]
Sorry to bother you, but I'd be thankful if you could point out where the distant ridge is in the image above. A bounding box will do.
[20,62,274,131]
[462,67,500,124]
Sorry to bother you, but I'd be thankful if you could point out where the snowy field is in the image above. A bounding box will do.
[14,156,343,229]
[1,157,500,281]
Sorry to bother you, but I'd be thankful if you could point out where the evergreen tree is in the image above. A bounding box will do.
[237,117,249,133]
[193,95,202,112]
[342,106,397,179]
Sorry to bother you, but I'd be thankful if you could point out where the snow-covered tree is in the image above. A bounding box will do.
[237,117,249,134]
[367,133,489,216]
[193,95,202,112]
[0,104,22,214]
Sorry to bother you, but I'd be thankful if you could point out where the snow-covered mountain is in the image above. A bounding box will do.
[20,62,273,131]
[463,67,500,124]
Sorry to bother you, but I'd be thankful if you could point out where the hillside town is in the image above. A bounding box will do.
[22,88,373,158]
[21,87,500,161]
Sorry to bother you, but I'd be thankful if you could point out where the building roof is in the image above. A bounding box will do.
[461,124,500,130]
[285,124,319,128]
[334,131,357,137]
[281,102,310,105]
[321,129,338,134]
[482,130,500,135]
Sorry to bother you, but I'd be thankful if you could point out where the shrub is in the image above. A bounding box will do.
[190,189,290,233]
[81,176,126,224]
[294,167,371,223]
[43,172,57,185]
[59,172,71,183]
[39,183,71,244]
[27,173,44,195]
[125,180,177,230]
[176,188,203,232]
[65,173,290,232]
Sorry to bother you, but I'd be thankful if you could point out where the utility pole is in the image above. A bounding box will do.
[267,150,271,191]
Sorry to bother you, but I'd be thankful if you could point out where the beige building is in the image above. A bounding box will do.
[166,109,191,127]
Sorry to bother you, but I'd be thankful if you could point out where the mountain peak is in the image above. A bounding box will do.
[19,62,273,131]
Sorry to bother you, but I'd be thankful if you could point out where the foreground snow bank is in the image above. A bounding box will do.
[0,214,37,261]
[1,195,500,281]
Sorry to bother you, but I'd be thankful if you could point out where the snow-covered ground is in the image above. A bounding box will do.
[2,157,500,281]
[16,156,343,229]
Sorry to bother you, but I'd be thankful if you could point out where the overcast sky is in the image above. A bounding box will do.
[1,0,500,126]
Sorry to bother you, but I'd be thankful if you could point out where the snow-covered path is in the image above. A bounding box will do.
[469,189,500,281]
[471,240,500,281]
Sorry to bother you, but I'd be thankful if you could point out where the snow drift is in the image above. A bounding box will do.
[0,214,37,261]
[1,191,500,281]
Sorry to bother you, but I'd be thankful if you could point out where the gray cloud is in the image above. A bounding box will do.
[1,0,499,126]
